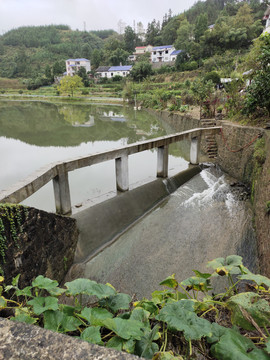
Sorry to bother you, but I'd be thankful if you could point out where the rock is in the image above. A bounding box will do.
[0,318,142,360]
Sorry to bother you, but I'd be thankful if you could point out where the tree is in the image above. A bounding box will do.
[109,48,129,66]
[130,61,154,82]
[57,75,83,97]
[124,26,137,53]
[194,13,208,42]
[53,61,65,76]
[174,18,194,51]
[243,33,270,116]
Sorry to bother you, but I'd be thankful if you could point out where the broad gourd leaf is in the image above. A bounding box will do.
[99,293,131,313]
[135,324,160,359]
[15,286,33,297]
[106,336,124,351]
[153,352,184,360]
[151,290,187,306]
[0,276,4,283]
[10,313,37,324]
[134,299,159,315]
[80,326,103,345]
[27,296,59,315]
[0,296,7,309]
[265,338,270,354]
[80,307,113,326]
[123,339,136,354]
[159,274,178,289]
[207,255,244,275]
[192,270,212,279]
[210,328,270,360]
[130,308,151,329]
[64,278,116,299]
[43,309,82,332]
[239,274,270,289]
[156,299,212,341]
[228,292,270,330]
[181,276,211,292]
[32,275,59,291]
[102,317,144,340]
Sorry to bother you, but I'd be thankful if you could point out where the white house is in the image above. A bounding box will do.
[170,50,182,61]
[66,58,91,76]
[128,45,153,62]
[263,6,270,33]
[96,65,132,79]
[151,45,175,63]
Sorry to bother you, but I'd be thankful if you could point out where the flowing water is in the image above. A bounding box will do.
[73,165,257,299]
[0,100,189,212]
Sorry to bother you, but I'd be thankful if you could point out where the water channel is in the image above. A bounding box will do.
[0,100,189,212]
[0,100,257,297]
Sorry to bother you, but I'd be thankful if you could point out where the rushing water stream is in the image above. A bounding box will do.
[70,165,257,299]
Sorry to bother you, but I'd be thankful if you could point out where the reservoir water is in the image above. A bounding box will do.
[0,100,189,212]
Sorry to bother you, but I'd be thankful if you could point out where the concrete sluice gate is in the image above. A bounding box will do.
[67,164,257,300]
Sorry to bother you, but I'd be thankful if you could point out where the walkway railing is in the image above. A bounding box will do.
[0,127,221,215]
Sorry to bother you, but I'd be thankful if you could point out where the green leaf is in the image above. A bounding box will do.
[181,276,211,292]
[210,328,270,360]
[153,352,184,360]
[102,317,144,340]
[192,270,212,279]
[43,310,82,332]
[32,275,59,291]
[135,324,160,359]
[12,274,20,287]
[123,339,136,354]
[239,274,270,289]
[48,287,66,297]
[79,307,113,326]
[159,274,178,289]
[64,278,116,299]
[228,292,270,330]
[265,338,270,354]
[27,296,59,315]
[10,313,37,325]
[207,255,244,275]
[15,286,33,297]
[106,336,124,351]
[99,293,131,313]
[0,296,7,309]
[134,299,159,315]
[130,308,151,329]
[156,300,212,341]
[80,326,103,345]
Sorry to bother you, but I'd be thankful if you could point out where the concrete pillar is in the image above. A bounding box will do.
[190,136,200,165]
[53,172,72,215]
[157,145,169,178]
[115,154,129,192]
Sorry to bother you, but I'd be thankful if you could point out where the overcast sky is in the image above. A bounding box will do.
[0,0,198,34]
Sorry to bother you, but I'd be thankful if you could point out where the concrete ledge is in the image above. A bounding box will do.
[73,166,201,263]
[0,318,142,360]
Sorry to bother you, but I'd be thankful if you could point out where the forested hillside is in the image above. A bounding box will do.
[0,0,268,82]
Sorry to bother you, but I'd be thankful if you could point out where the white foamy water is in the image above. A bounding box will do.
[181,168,237,214]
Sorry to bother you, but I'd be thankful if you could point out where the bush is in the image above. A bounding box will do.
[204,71,221,85]
[81,89,89,95]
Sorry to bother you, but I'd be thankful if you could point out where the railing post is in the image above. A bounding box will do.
[115,154,129,192]
[53,172,72,215]
[157,145,169,178]
[190,136,200,165]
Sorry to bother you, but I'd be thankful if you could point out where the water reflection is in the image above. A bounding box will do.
[0,100,189,212]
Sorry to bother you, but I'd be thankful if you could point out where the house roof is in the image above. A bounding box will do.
[152,45,173,50]
[108,66,132,71]
[96,66,110,72]
[66,58,90,62]
[171,50,182,56]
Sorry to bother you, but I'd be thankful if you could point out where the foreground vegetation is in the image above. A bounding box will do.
[0,255,270,359]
